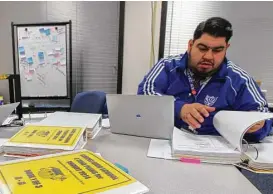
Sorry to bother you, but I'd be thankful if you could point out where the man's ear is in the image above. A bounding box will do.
[188,39,193,53]
[227,43,230,49]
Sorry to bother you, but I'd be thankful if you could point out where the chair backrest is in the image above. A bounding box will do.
[70,91,106,114]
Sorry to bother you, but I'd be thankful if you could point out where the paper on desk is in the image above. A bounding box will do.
[147,139,175,160]
[102,118,110,129]
[213,111,273,151]
[0,138,9,153]
[172,127,237,153]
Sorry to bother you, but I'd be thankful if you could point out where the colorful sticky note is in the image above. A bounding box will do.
[51,58,58,65]
[27,57,33,65]
[39,28,45,34]
[60,59,66,66]
[45,29,51,36]
[18,46,25,55]
[52,35,57,42]
[60,48,65,54]
[54,53,60,58]
[29,69,35,74]
[180,157,201,164]
[38,52,45,64]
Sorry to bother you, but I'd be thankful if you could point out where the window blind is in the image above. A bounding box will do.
[46,2,120,95]
[164,1,273,103]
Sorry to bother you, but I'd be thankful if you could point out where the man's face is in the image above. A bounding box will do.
[187,33,229,76]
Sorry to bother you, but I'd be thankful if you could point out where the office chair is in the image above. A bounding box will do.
[70,91,106,114]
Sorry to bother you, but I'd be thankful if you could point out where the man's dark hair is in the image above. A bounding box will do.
[193,17,233,43]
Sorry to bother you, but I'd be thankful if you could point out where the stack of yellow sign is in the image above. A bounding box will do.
[0,150,149,194]
[2,124,87,157]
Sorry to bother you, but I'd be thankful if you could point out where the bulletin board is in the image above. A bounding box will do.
[13,22,71,98]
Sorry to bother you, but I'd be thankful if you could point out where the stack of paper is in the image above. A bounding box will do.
[171,127,241,164]
[2,124,87,157]
[0,150,149,194]
[39,111,102,139]
[147,111,273,172]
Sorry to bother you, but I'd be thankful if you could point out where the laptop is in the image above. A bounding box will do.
[106,94,174,139]
[0,102,20,125]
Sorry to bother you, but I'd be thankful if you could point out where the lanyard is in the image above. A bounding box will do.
[187,69,197,95]
[186,69,211,97]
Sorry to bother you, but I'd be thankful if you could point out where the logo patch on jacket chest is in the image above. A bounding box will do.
[204,95,218,106]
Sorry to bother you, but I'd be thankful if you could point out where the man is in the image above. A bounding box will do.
[138,17,272,142]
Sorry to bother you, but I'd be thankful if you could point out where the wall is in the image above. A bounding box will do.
[0,2,47,102]
[122,1,162,94]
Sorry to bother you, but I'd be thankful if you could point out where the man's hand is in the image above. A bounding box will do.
[180,103,215,129]
[247,121,265,133]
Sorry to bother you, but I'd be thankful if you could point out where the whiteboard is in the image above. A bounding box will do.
[17,25,67,97]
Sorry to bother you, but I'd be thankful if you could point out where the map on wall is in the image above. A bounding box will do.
[17,25,67,97]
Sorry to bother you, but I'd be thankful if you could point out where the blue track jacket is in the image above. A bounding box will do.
[137,52,272,142]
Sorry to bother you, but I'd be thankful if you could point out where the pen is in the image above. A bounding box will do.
[180,126,198,135]
[188,126,198,134]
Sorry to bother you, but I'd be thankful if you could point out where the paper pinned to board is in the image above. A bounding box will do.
[47,51,54,56]
[18,46,25,55]
[27,57,33,65]
[38,51,45,64]
[60,59,66,66]
[44,29,51,36]
[213,111,273,152]
[39,28,45,34]
[52,35,58,42]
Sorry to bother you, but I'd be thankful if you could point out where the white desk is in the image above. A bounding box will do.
[0,126,261,194]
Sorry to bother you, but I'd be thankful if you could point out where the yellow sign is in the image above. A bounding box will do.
[9,125,83,146]
[0,150,135,194]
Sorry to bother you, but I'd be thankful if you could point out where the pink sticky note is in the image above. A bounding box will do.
[29,69,35,74]
[180,157,201,164]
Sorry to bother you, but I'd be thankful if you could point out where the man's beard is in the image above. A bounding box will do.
[189,65,212,78]
[188,52,220,78]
